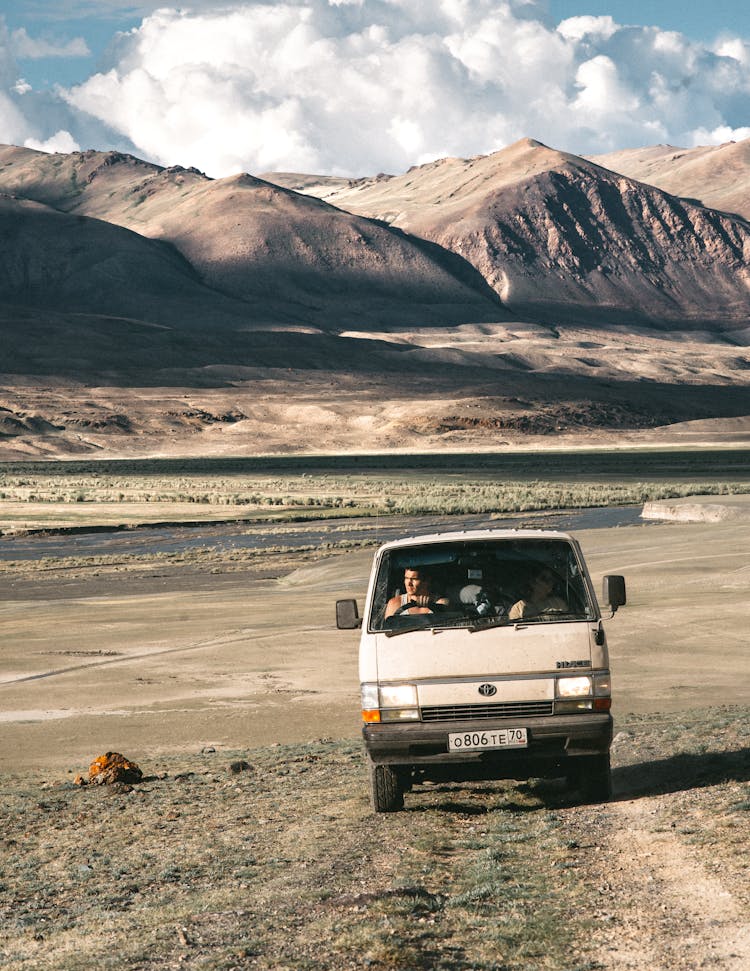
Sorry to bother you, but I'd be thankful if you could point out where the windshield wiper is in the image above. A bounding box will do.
[467,617,511,633]
[383,619,467,638]
[469,612,589,631]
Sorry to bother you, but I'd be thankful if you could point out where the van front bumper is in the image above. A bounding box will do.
[363,713,613,768]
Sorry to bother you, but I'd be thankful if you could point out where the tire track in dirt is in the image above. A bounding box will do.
[0,624,330,687]
[0,630,259,686]
[587,795,750,970]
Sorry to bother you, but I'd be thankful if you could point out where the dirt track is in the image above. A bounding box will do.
[594,796,749,969]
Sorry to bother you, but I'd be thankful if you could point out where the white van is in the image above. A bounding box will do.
[337,528,626,812]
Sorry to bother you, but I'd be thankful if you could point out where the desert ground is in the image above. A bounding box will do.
[1,497,748,971]
[1,504,749,773]
[4,318,750,461]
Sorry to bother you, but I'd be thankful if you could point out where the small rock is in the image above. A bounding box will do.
[229,760,253,775]
[611,731,633,748]
[88,752,143,786]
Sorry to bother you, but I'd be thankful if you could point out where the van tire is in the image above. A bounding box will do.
[570,753,612,803]
[368,757,404,812]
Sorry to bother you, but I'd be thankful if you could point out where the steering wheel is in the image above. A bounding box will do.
[394,600,443,616]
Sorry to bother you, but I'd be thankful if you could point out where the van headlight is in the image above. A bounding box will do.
[380,683,419,722]
[360,683,420,723]
[556,676,592,698]
[555,673,611,712]
[556,675,593,712]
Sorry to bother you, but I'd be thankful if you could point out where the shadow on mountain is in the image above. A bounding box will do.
[376,220,511,316]
[0,191,506,338]
[3,305,750,435]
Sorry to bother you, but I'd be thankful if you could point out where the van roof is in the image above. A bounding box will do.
[375,528,576,554]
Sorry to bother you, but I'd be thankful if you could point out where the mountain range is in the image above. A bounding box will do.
[265,137,750,329]
[1,136,749,457]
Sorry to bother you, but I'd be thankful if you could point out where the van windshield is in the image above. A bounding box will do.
[369,538,595,633]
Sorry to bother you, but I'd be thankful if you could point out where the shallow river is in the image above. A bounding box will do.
[0,505,646,562]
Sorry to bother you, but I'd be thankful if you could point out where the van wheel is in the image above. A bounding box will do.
[367,757,404,812]
[569,753,612,803]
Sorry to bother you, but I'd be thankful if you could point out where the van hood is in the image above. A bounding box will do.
[374,621,599,682]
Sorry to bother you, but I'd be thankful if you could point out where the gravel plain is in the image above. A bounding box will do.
[0,504,748,970]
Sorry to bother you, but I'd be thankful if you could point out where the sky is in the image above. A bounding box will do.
[1,0,749,177]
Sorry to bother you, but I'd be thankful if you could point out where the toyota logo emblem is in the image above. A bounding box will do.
[478,683,497,697]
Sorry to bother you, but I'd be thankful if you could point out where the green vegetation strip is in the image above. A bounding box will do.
[2,468,750,531]
[1,707,747,970]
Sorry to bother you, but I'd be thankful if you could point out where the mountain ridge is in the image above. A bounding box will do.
[0,143,505,337]
[588,139,750,221]
[263,137,750,328]
[1,136,750,457]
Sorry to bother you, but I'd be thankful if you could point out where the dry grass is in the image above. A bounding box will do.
[0,541,366,584]
[1,707,747,970]
[2,466,750,534]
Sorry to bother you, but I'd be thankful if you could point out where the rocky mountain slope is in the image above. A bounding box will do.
[266,138,750,329]
[0,193,251,328]
[589,139,750,221]
[1,138,750,457]
[0,144,505,335]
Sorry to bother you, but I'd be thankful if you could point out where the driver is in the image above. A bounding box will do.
[385,566,449,618]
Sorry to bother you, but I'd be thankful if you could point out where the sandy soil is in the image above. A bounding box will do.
[3,318,750,461]
[590,796,750,969]
[0,516,748,775]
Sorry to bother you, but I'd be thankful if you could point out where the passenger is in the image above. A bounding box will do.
[385,566,449,618]
[509,565,567,620]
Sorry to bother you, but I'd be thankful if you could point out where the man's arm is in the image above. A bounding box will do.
[384,594,401,618]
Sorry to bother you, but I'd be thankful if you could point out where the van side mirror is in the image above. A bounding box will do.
[336,599,362,629]
[602,575,626,614]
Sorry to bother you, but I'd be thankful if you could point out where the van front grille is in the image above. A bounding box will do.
[421,700,553,722]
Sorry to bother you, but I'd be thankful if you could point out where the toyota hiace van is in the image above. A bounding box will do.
[337,529,626,812]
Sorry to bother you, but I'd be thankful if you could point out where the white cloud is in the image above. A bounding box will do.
[0,17,129,155]
[0,22,36,143]
[689,124,750,146]
[556,15,618,43]
[713,37,750,66]
[24,129,81,153]
[11,28,90,59]
[573,55,640,114]
[1,1,749,177]
[0,90,33,144]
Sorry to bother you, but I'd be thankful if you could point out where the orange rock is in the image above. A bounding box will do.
[88,752,143,785]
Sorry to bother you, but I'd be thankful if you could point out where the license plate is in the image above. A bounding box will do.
[448,727,528,751]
